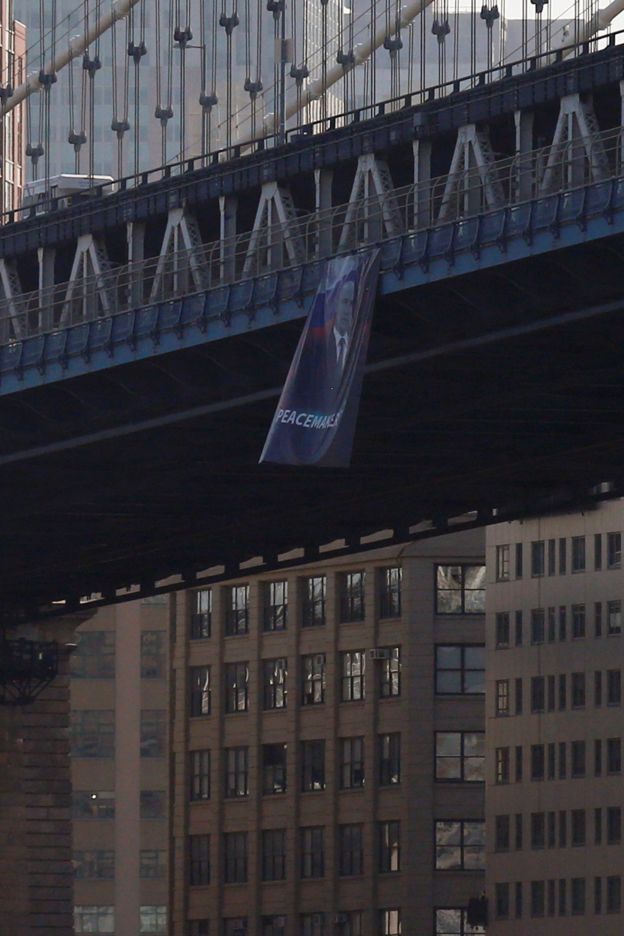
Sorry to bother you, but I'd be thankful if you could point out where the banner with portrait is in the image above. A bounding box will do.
[260,249,380,467]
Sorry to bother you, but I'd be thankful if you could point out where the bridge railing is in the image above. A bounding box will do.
[1,124,623,343]
[3,30,624,232]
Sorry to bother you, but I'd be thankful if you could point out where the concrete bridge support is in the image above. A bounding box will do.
[0,617,80,935]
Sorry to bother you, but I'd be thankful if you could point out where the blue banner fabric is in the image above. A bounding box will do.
[260,249,380,467]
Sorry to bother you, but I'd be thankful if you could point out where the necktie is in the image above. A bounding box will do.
[337,336,346,372]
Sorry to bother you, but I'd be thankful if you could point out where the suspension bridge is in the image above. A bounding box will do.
[0,2,624,617]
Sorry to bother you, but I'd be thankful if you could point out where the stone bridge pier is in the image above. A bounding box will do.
[0,615,83,935]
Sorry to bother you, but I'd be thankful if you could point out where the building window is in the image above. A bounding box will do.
[302,575,326,627]
[607,600,622,635]
[571,809,586,846]
[495,679,510,716]
[339,736,365,789]
[335,912,362,936]
[379,733,401,785]
[72,791,115,819]
[380,910,401,936]
[530,677,544,713]
[225,747,248,798]
[139,906,167,934]
[189,835,210,886]
[74,907,115,934]
[340,571,366,622]
[530,609,545,644]
[607,532,621,569]
[70,631,115,678]
[572,604,586,638]
[190,666,211,717]
[139,850,166,879]
[262,743,287,794]
[339,823,364,876]
[301,740,325,792]
[496,747,510,784]
[530,744,545,781]
[559,606,567,640]
[341,650,366,701]
[515,543,523,578]
[263,580,288,632]
[225,585,249,636]
[571,740,586,777]
[496,884,510,920]
[607,807,621,844]
[436,731,484,782]
[70,711,115,758]
[495,815,510,851]
[495,613,510,647]
[607,669,621,705]
[301,827,324,878]
[224,832,247,884]
[571,878,586,915]
[261,915,286,936]
[302,653,326,705]
[547,607,556,642]
[140,790,166,819]
[140,631,166,678]
[435,819,485,870]
[531,541,545,576]
[548,538,556,574]
[378,820,401,872]
[515,610,523,646]
[571,536,586,572]
[435,645,485,694]
[263,658,287,710]
[224,662,249,713]
[379,566,402,617]
[595,533,603,570]
[261,829,286,881]
[73,851,115,880]
[516,746,524,781]
[434,908,484,935]
[595,602,603,637]
[496,545,510,581]
[607,738,622,774]
[379,646,401,698]
[301,915,325,936]
[223,920,247,936]
[190,750,210,801]
[189,921,210,936]
[607,876,622,913]
[571,672,586,708]
[190,588,211,639]
[140,710,166,758]
[530,881,545,918]
[435,564,485,614]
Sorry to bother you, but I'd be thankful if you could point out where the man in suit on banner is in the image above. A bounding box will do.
[260,250,380,467]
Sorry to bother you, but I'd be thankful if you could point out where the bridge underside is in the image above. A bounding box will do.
[3,229,624,614]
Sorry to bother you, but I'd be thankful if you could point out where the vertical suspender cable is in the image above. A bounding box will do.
[111,1,130,177]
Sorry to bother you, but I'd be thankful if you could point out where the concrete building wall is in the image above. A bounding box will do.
[485,501,624,934]
[171,530,486,936]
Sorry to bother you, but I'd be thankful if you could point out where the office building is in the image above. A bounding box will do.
[70,596,170,936]
[486,501,624,934]
[170,530,486,936]
[0,0,25,213]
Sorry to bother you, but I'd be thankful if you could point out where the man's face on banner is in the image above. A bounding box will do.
[335,279,355,337]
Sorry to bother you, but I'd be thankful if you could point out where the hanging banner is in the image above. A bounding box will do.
[260,250,380,467]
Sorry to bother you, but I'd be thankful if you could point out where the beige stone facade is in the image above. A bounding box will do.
[70,596,169,936]
[170,530,486,936]
[486,501,624,934]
